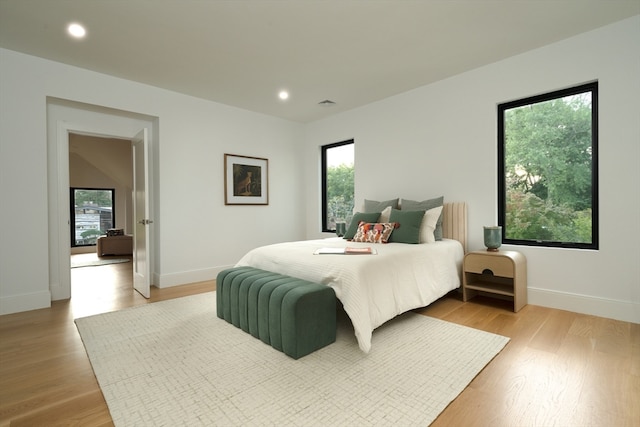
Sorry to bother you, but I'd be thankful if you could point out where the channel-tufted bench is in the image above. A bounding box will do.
[216,266,337,359]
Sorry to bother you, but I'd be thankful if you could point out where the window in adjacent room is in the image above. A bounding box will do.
[70,188,115,246]
[321,140,354,233]
[498,81,598,249]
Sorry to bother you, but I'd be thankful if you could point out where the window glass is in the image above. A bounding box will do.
[498,82,598,249]
[321,140,354,232]
[70,188,115,246]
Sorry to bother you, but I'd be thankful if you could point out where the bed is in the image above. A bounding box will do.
[235,202,468,353]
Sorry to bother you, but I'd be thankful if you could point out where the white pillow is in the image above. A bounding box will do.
[379,206,392,223]
[420,206,443,243]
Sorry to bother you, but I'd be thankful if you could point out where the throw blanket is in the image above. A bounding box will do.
[236,238,464,353]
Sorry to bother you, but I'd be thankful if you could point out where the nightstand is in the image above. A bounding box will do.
[462,250,527,312]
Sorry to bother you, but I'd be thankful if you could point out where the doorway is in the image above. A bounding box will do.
[46,97,156,303]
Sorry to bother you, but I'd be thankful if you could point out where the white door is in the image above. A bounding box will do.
[132,129,151,298]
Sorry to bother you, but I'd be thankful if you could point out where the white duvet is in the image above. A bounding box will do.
[236,238,464,353]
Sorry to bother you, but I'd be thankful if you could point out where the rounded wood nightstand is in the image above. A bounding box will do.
[462,250,527,312]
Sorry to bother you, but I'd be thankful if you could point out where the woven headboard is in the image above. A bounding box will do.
[442,202,467,252]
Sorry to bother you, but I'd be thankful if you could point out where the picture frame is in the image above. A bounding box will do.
[224,154,269,205]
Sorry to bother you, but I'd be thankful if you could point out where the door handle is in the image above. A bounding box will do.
[138,219,154,225]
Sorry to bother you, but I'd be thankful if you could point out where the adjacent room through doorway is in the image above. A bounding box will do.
[68,132,135,310]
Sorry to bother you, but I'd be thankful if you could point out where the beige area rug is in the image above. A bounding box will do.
[75,292,509,426]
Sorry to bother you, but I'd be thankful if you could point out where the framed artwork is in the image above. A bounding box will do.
[224,154,269,205]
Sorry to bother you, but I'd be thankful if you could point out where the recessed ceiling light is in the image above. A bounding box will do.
[278,90,289,100]
[67,23,86,39]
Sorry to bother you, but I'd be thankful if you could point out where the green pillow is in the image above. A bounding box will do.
[401,196,444,240]
[344,212,381,239]
[364,198,399,213]
[388,209,425,244]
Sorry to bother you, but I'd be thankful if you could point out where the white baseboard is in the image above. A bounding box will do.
[156,265,234,289]
[50,282,70,301]
[0,290,52,315]
[528,287,640,324]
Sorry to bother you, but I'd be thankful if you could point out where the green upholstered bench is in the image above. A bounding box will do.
[216,266,337,359]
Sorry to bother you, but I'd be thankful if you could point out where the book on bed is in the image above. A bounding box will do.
[314,247,377,255]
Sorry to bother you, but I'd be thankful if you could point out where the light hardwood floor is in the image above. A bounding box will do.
[1,255,638,426]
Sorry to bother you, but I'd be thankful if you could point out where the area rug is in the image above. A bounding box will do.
[71,258,130,268]
[75,292,509,426]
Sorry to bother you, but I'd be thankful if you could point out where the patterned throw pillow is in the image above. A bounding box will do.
[352,222,397,244]
[343,212,382,240]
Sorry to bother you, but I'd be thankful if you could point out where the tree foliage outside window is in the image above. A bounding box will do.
[498,82,598,249]
[322,140,354,232]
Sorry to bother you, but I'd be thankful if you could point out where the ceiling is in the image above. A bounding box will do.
[1,1,638,123]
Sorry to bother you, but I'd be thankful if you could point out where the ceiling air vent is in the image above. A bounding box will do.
[318,99,336,107]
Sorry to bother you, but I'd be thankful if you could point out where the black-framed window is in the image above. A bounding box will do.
[498,82,598,249]
[321,139,354,232]
[70,188,115,247]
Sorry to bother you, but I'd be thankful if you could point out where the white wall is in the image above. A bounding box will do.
[303,16,640,323]
[0,48,305,314]
[1,17,638,322]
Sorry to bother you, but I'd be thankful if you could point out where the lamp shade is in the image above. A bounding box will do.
[483,226,502,251]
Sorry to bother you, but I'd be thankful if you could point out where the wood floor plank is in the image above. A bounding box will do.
[527,308,576,353]
[9,390,112,427]
[426,295,639,426]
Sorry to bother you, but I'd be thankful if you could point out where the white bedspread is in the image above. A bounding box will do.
[236,238,464,353]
